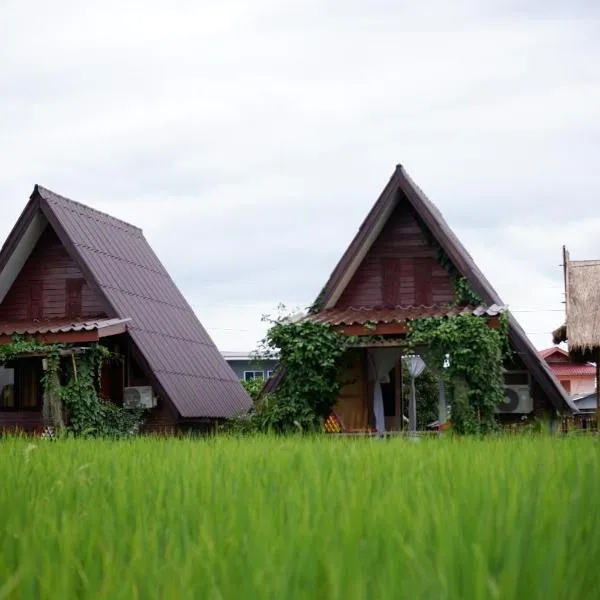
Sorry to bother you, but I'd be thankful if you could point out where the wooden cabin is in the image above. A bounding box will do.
[0,185,251,434]
[270,165,575,433]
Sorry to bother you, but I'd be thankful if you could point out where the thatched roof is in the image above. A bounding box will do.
[557,258,600,353]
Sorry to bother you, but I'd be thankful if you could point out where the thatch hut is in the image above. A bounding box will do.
[553,246,600,424]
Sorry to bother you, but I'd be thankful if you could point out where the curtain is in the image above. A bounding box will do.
[367,348,402,433]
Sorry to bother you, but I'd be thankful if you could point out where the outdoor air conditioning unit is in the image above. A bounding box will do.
[496,385,533,414]
[123,386,156,409]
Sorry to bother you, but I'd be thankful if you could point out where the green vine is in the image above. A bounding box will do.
[228,311,358,433]
[405,313,509,434]
[453,276,483,307]
[0,336,145,437]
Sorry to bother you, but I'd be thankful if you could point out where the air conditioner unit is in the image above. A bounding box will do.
[123,386,156,409]
[496,385,533,414]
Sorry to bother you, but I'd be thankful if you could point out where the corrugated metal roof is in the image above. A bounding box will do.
[30,186,251,419]
[307,304,506,326]
[539,347,567,359]
[548,364,596,377]
[0,317,129,336]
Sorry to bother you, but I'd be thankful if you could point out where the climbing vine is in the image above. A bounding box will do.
[0,336,145,437]
[452,276,483,307]
[227,310,358,433]
[405,312,509,434]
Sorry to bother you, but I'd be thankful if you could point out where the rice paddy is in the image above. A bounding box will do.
[0,435,598,599]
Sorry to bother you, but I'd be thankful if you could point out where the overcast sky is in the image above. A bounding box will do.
[1,0,599,352]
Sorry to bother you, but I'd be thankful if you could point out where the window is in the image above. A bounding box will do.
[244,371,265,381]
[0,360,43,410]
[266,370,273,378]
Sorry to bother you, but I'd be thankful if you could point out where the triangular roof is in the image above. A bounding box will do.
[0,185,252,419]
[312,165,575,414]
[539,347,568,360]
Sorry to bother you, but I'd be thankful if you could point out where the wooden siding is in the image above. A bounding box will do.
[0,227,106,321]
[337,203,454,308]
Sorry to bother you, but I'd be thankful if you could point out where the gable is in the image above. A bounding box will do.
[336,202,454,308]
[0,226,106,321]
[545,352,570,364]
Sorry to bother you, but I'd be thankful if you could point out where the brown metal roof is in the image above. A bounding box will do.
[0,317,130,336]
[307,304,506,326]
[301,165,574,414]
[1,186,252,419]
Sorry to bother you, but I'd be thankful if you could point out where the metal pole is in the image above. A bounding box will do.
[438,377,447,425]
[409,376,417,432]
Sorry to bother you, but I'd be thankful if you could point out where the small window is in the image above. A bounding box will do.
[244,371,265,381]
[0,360,43,411]
[0,366,15,408]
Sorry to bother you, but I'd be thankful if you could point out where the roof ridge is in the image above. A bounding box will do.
[35,185,142,233]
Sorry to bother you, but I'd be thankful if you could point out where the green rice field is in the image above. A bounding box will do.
[1,435,598,599]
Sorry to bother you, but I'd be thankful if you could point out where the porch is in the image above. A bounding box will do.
[306,304,519,434]
[0,317,154,433]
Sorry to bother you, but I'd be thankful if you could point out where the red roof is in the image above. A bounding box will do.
[307,304,505,326]
[548,364,596,377]
[539,347,568,359]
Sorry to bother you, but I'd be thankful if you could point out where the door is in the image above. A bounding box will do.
[333,349,369,431]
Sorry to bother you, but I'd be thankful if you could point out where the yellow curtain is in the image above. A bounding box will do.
[20,361,41,409]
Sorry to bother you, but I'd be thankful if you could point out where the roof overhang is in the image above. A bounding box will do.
[0,318,131,345]
[306,304,506,336]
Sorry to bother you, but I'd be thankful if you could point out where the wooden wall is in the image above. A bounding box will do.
[0,227,106,321]
[337,203,454,308]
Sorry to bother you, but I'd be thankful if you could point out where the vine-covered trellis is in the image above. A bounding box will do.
[0,337,145,437]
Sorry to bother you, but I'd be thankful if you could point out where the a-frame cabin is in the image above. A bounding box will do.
[0,185,251,433]
[284,165,575,432]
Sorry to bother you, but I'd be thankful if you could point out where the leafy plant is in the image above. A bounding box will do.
[241,377,266,402]
[229,309,357,433]
[402,365,440,429]
[452,276,482,306]
[405,313,509,434]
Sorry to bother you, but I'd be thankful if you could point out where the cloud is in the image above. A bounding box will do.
[1,0,599,351]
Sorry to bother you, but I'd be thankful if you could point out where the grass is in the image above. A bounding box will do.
[0,435,598,599]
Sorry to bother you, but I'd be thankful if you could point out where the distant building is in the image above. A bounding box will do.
[539,347,596,396]
[221,351,278,382]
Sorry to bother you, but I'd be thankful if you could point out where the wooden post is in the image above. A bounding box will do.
[596,346,600,431]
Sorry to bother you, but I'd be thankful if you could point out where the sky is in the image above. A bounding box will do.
[1,0,599,352]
